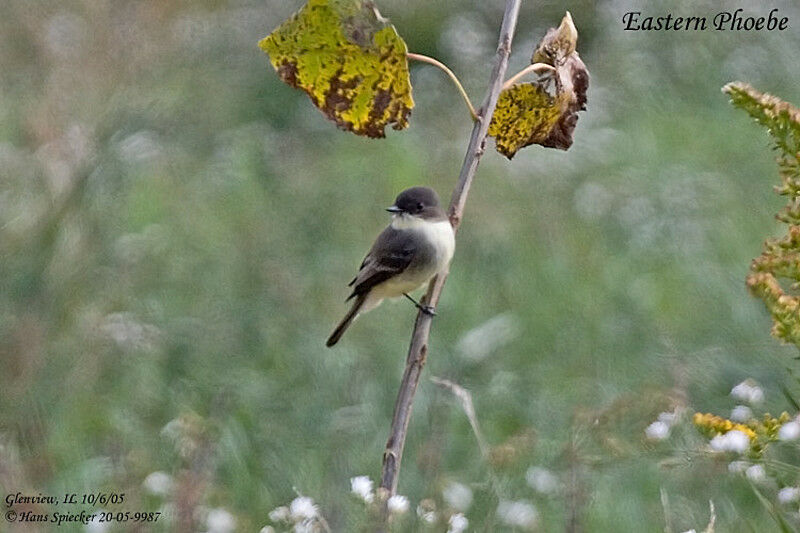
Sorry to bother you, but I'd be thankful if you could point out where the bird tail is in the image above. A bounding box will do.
[326,294,367,347]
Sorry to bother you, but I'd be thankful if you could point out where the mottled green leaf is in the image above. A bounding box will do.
[259,0,414,138]
[489,12,589,159]
[489,85,565,158]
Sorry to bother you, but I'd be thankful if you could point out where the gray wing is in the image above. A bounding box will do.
[346,226,416,300]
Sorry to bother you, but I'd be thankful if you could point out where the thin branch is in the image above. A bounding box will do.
[703,500,716,533]
[379,0,522,496]
[660,488,673,533]
[407,52,478,121]
[502,62,556,90]
[430,376,489,457]
[430,375,507,503]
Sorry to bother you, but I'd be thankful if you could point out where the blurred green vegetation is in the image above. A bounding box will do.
[2,0,800,531]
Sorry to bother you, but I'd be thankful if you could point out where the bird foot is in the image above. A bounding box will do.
[403,293,437,317]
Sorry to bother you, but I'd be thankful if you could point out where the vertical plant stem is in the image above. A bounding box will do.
[379,0,522,495]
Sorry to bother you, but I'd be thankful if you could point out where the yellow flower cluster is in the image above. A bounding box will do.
[693,411,792,457]
[692,413,756,439]
[724,83,800,347]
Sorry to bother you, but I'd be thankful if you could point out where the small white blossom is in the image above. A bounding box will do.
[417,504,437,524]
[259,527,276,533]
[100,312,161,352]
[658,410,678,426]
[745,464,766,483]
[779,487,800,504]
[293,520,315,533]
[158,503,175,523]
[443,481,473,511]
[730,405,753,423]
[728,460,750,473]
[447,512,469,533]
[779,421,800,441]
[681,530,697,533]
[731,380,764,404]
[142,471,173,497]
[497,500,538,529]
[290,497,318,521]
[268,506,290,523]
[456,314,520,361]
[645,420,670,441]
[350,476,374,503]
[160,416,199,459]
[206,508,236,533]
[85,517,109,533]
[709,430,750,453]
[387,495,410,514]
[526,467,559,494]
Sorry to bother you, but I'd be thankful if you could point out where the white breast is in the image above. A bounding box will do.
[363,215,456,307]
[392,215,456,278]
[423,219,456,269]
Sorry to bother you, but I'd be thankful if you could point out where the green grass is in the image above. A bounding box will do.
[2,1,800,531]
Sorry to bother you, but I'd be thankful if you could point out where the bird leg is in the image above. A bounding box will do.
[403,293,436,316]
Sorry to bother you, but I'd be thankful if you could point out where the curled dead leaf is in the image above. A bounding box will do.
[489,12,589,158]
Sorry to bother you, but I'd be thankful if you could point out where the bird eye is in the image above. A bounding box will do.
[416,202,424,211]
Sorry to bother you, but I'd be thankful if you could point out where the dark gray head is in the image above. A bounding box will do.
[386,186,447,221]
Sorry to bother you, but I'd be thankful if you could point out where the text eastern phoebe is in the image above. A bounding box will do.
[326,186,456,347]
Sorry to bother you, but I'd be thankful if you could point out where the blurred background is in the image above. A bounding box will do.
[2,0,800,531]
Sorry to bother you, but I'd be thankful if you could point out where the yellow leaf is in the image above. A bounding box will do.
[488,84,564,159]
[259,0,414,138]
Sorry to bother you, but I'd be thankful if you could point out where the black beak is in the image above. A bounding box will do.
[386,205,403,213]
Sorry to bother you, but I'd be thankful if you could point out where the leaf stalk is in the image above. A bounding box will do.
[502,62,556,90]
[407,52,478,121]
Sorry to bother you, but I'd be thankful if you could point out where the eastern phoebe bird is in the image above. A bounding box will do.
[326,186,456,347]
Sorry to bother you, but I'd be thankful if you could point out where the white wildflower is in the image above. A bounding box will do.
[160,416,199,459]
[443,481,473,511]
[117,130,162,164]
[447,512,469,533]
[731,379,764,404]
[259,527,276,533]
[645,420,670,441]
[658,410,678,426]
[497,500,538,529]
[290,497,318,521]
[745,464,766,483]
[526,466,560,494]
[160,418,183,441]
[350,476,374,503]
[417,502,437,524]
[85,516,109,533]
[709,430,749,453]
[387,495,409,514]
[100,312,161,352]
[779,421,800,441]
[268,506,290,523]
[293,519,315,533]
[206,508,236,533]
[730,405,753,423]
[779,487,800,504]
[456,313,520,361]
[142,471,173,497]
[157,503,175,523]
[728,460,750,473]
[681,530,697,533]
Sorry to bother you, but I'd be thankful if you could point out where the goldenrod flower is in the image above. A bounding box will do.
[692,413,756,439]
